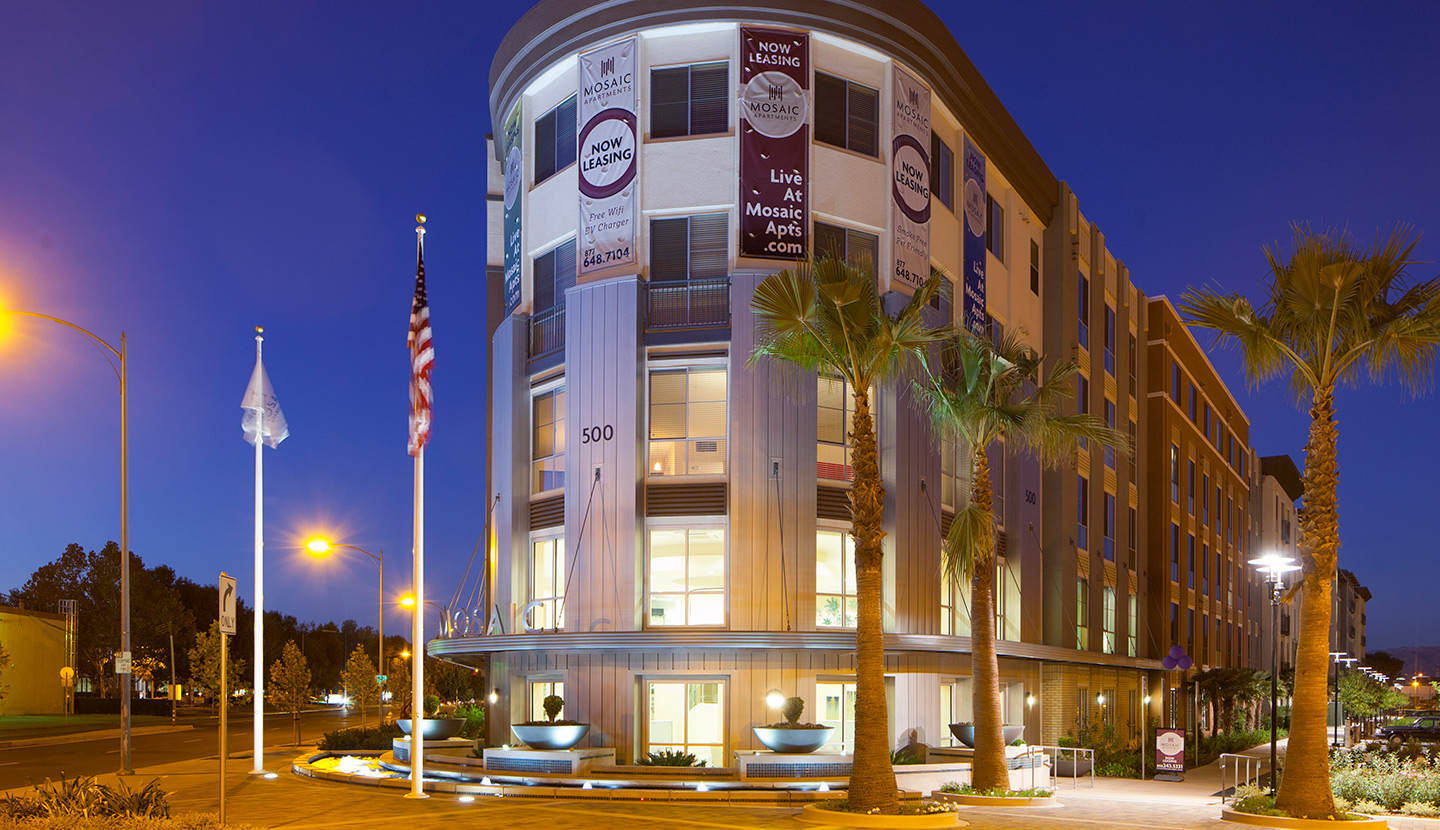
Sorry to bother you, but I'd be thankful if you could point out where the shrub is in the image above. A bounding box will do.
[936,782,1052,798]
[1,775,170,819]
[452,702,486,740]
[317,722,403,751]
[1402,802,1440,818]
[635,749,706,767]
[1231,790,1286,817]
[0,814,260,829]
[890,746,922,765]
[542,694,564,723]
[1352,800,1385,815]
[781,696,805,725]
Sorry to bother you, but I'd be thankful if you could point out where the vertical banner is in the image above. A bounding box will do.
[578,38,638,276]
[740,27,808,259]
[502,101,524,315]
[890,67,930,293]
[962,136,988,335]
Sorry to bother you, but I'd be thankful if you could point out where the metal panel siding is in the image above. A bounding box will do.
[565,278,643,633]
[492,315,531,625]
[880,363,941,636]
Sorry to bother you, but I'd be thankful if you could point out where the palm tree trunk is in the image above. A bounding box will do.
[1275,387,1339,820]
[968,447,1010,792]
[846,388,899,813]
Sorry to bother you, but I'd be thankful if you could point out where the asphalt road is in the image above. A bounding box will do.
[0,707,369,790]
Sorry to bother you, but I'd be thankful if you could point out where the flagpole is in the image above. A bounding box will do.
[406,218,429,799]
[251,329,267,776]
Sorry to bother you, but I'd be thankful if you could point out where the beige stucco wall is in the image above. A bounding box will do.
[0,606,67,715]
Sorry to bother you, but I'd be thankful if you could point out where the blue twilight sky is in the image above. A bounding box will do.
[1,1,1435,652]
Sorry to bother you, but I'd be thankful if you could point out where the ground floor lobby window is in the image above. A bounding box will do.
[646,680,725,767]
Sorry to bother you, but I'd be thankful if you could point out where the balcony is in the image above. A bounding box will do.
[529,304,566,360]
[646,279,730,331]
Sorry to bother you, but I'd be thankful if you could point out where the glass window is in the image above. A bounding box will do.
[1189,383,1198,422]
[647,681,725,767]
[818,375,867,481]
[534,95,577,184]
[941,565,971,637]
[1172,362,1181,401]
[1102,586,1116,655]
[649,367,727,476]
[931,134,953,209]
[1029,240,1040,296]
[532,388,566,492]
[650,61,728,138]
[1202,474,1210,525]
[1170,443,1180,502]
[814,221,879,280]
[529,536,565,629]
[1076,577,1089,650]
[1103,492,1115,562]
[1103,398,1115,469]
[1077,272,1090,349]
[816,530,858,628]
[1171,602,1179,646]
[1127,594,1138,657]
[1202,543,1210,596]
[533,239,578,315]
[986,193,1005,262]
[1171,522,1180,582]
[647,527,726,627]
[816,681,857,752]
[1188,533,1195,589]
[649,213,728,282]
[529,680,564,722]
[989,439,1005,527]
[1188,459,1196,515]
[1128,333,1137,397]
[1103,305,1115,375]
[814,72,878,156]
[1128,506,1138,565]
[1076,475,1089,551]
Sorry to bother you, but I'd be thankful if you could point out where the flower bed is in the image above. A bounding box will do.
[1330,747,1440,815]
[800,801,959,828]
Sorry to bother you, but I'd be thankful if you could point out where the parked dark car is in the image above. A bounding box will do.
[1377,715,1440,747]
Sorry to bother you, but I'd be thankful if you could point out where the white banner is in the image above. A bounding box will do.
[578,37,638,276]
[890,66,931,294]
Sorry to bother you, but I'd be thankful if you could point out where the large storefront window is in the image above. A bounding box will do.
[647,527,725,627]
[649,367,727,476]
[529,536,564,630]
[532,387,565,493]
[818,376,868,481]
[647,681,725,767]
[817,681,857,753]
[816,529,857,628]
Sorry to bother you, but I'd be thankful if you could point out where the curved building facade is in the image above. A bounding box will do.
[456,0,1178,763]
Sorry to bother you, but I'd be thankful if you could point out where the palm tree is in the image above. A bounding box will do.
[1195,667,1268,734]
[913,328,1127,792]
[749,256,949,814]
[1181,225,1440,819]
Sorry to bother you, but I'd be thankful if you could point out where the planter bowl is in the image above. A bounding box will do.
[753,725,835,754]
[1053,758,1093,777]
[948,724,1024,748]
[511,723,590,750]
[395,718,466,740]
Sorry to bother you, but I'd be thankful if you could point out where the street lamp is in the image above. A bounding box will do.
[399,593,450,638]
[3,309,132,774]
[1250,552,1299,796]
[1329,651,1347,747]
[1338,656,1358,745]
[306,538,385,722]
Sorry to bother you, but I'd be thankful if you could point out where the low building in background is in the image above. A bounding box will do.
[0,605,68,715]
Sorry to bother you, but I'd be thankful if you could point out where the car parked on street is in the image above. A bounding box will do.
[1377,715,1440,747]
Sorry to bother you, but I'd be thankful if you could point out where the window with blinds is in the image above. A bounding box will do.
[814,72,878,156]
[931,134,954,209]
[533,240,577,314]
[649,214,728,282]
[650,62,728,138]
[813,222,878,280]
[649,367,727,476]
[534,95,577,184]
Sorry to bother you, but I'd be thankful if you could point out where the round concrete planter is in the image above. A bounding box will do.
[798,803,961,828]
[947,724,1024,748]
[1220,807,1388,828]
[510,723,590,750]
[930,790,1056,807]
[396,718,466,740]
[753,725,835,753]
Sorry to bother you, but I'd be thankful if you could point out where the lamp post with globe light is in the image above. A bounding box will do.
[2,309,133,774]
[1250,552,1299,796]
[306,538,384,721]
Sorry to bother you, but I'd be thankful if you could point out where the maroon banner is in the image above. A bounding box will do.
[1155,727,1186,774]
[739,27,808,260]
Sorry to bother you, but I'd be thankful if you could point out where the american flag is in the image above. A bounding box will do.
[408,225,434,457]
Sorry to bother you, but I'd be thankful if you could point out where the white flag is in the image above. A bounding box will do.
[241,358,289,448]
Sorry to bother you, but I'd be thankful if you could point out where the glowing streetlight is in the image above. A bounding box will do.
[3,308,132,774]
[306,537,385,721]
[399,592,449,637]
[1250,552,1299,795]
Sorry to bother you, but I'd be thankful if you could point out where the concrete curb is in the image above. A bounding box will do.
[0,724,195,749]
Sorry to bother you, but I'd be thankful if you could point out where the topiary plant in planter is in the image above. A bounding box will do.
[511,694,590,750]
[753,696,835,754]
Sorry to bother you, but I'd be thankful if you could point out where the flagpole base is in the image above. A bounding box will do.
[404,792,430,800]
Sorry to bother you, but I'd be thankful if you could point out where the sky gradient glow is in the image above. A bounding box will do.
[1,1,1436,651]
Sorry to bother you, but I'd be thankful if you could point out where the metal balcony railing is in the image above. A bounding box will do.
[646,279,730,330]
[529,304,566,358]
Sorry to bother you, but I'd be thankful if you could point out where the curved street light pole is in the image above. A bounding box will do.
[306,540,384,723]
[6,311,131,774]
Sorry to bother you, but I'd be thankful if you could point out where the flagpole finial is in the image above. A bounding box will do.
[416,214,426,238]
[416,214,426,224]
[255,326,263,334]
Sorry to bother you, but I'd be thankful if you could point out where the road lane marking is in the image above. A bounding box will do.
[0,761,19,767]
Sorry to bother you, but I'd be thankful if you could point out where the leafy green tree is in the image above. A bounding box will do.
[749,256,949,813]
[914,328,1126,790]
[339,645,379,721]
[1182,225,1440,818]
[187,621,246,709]
[1195,667,1269,734]
[268,641,312,745]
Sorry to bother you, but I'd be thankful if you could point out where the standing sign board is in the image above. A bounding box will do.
[219,573,238,636]
[1155,727,1186,775]
[889,66,931,293]
[577,37,638,276]
[739,27,809,259]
